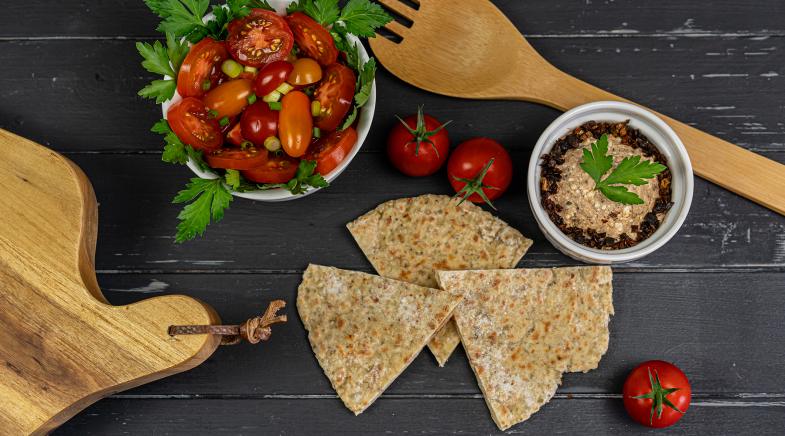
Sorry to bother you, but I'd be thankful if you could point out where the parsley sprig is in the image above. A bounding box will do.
[137,33,189,102]
[580,134,667,205]
[173,177,234,243]
[287,0,391,36]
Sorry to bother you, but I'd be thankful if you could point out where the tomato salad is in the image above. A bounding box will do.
[138,0,391,242]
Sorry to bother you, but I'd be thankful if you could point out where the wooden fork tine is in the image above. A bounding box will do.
[377,0,417,21]
[383,20,409,38]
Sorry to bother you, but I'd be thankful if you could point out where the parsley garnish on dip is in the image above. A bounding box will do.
[540,121,673,250]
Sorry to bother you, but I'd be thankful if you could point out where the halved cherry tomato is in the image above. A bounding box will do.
[227,9,293,67]
[206,146,268,170]
[314,64,355,132]
[254,60,294,97]
[167,97,222,151]
[305,127,358,176]
[285,12,338,66]
[279,91,312,157]
[242,154,299,184]
[177,38,228,98]
[288,58,322,86]
[241,101,279,145]
[226,122,245,146]
[203,79,253,119]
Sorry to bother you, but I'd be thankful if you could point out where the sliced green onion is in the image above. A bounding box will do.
[247,93,257,105]
[201,79,211,91]
[221,59,243,78]
[263,136,281,152]
[219,116,230,127]
[313,127,321,138]
[267,101,282,111]
[262,90,282,103]
[311,100,321,117]
[240,141,253,149]
[243,66,258,74]
[275,82,294,95]
[208,109,219,118]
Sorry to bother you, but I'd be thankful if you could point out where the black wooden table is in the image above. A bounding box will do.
[2,1,785,434]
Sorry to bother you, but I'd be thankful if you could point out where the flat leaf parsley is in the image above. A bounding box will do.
[580,134,667,205]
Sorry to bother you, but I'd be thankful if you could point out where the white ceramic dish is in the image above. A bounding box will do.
[527,101,694,264]
[161,0,376,202]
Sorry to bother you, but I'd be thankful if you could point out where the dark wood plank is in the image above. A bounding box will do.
[54,397,785,435]
[60,152,785,272]
[0,36,782,152]
[91,272,785,396]
[3,0,784,38]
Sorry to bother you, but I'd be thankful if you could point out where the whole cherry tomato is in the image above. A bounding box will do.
[623,360,691,428]
[288,57,322,86]
[285,12,338,66]
[305,127,358,176]
[278,91,312,157]
[241,101,279,146]
[203,79,253,119]
[166,97,222,151]
[176,37,227,98]
[254,60,294,97]
[387,106,451,177]
[447,138,513,209]
[314,64,355,132]
[226,9,293,67]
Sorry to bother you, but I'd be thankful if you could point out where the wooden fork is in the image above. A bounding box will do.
[370,0,785,216]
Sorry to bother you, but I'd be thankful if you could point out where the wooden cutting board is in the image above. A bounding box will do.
[0,129,222,435]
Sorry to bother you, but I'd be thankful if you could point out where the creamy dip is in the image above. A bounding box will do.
[540,120,672,250]
[549,134,660,239]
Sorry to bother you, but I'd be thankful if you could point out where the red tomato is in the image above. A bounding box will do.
[242,154,299,184]
[288,57,322,86]
[177,38,228,98]
[226,9,293,67]
[305,127,358,175]
[623,360,691,428]
[254,60,294,97]
[203,79,253,119]
[226,122,245,146]
[285,12,338,66]
[206,146,268,170]
[167,97,222,151]
[447,138,513,209]
[314,64,355,132]
[241,101,279,145]
[279,91,312,157]
[387,107,451,177]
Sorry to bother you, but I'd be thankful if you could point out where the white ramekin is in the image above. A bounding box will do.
[527,101,694,264]
[160,0,376,202]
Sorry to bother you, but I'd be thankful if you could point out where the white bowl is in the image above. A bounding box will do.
[527,101,694,264]
[161,0,376,202]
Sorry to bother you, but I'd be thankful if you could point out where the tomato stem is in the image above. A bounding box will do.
[395,105,451,158]
[452,158,499,210]
[632,368,684,425]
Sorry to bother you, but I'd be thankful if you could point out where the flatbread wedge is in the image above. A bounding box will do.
[347,194,532,366]
[297,264,463,415]
[436,267,614,430]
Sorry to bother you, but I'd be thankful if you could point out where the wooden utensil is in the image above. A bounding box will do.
[370,0,785,215]
[0,129,222,435]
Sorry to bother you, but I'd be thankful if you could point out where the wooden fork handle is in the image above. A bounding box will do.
[525,71,785,216]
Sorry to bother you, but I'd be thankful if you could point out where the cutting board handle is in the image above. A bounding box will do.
[520,69,785,216]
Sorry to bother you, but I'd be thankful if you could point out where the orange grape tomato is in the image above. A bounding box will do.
[203,79,253,119]
[279,91,312,157]
[288,58,322,86]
